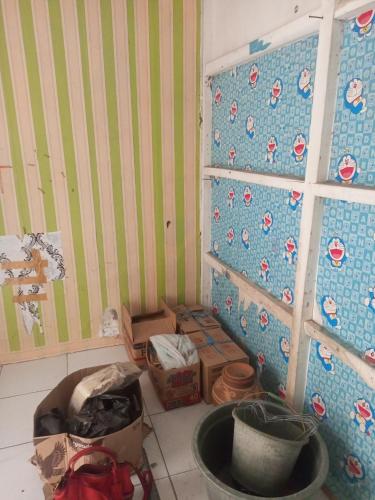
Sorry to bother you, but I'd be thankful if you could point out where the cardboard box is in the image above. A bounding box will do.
[166,303,220,334]
[32,365,144,488]
[188,329,249,403]
[147,340,201,410]
[122,300,176,361]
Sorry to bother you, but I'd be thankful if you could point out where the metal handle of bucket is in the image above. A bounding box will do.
[236,391,317,441]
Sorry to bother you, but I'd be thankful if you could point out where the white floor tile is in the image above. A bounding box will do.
[67,345,129,373]
[171,469,209,500]
[0,355,66,398]
[140,371,165,416]
[0,442,43,500]
[144,428,168,480]
[155,477,176,500]
[0,391,49,448]
[151,402,212,476]
[134,476,176,500]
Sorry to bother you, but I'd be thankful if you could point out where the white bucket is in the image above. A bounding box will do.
[231,402,310,496]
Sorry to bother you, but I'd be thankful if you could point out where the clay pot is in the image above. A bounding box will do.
[212,362,262,405]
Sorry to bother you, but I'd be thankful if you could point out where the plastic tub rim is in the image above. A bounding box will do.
[192,401,329,500]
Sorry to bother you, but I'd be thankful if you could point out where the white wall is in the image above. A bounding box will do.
[203,0,322,63]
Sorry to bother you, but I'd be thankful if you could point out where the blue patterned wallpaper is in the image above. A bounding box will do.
[328,13,375,186]
[211,271,289,397]
[211,179,302,302]
[305,340,374,499]
[317,199,375,355]
[210,13,374,500]
[211,35,318,177]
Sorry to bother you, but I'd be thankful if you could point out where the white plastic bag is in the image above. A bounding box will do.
[150,334,199,370]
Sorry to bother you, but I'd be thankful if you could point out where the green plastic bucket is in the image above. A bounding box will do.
[192,401,329,500]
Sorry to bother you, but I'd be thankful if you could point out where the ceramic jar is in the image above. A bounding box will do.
[212,362,262,405]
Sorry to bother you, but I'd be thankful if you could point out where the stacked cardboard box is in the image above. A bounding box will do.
[187,328,249,403]
[147,338,201,410]
[122,300,176,365]
[168,304,220,334]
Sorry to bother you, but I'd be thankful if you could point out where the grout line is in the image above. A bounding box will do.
[162,476,178,500]
[0,388,51,400]
[0,440,33,451]
[148,416,174,479]
[169,467,198,479]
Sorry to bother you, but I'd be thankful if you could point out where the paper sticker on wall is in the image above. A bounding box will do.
[0,232,65,335]
[99,308,120,337]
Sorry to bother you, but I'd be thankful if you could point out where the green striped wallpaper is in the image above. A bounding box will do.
[0,0,201,363]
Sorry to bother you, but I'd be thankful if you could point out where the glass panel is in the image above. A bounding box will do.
[316,199,375,355]
[305,340,374,498]
[211,35,318,177]
[211,178,302,304]
[212,272,290,395]
[328,16,375,186]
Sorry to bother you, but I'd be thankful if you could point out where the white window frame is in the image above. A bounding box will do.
[200,0,375,409]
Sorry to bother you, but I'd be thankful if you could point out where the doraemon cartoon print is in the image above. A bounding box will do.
[212,269,220,285]
[213,206,220,223]
[259,257,270,282]
[227,187,235,208]
[266,136,278,163]
[240,315,248,336]
[364,287,375,312]
[335,154,360,184]
[214,129,221,147]
[287,190,303,211]
[269,78,283,108]
[316,342,335,373]
[350,398,375,435]
[279,337,290,363]
[261,211,273,235]
[320,295,340,328]
[259,309,269,331]
[297,68,313,99]
[228,145,236,166]
[212,303,220,315]
[326,237,347,268]
[243,186,252,207]
[229,100,238,123]
[248,63,259,89]
[214,86,222,105]
[364,347,375,365]
[310,392,328,420]
[281,287,294,305]
[227,227,235,246]
[342,454,365,482]
[257,351,266,372]
[278,383,287,400]
[291,133,308,163]
[284,236,298,264]
[352,9,375,40]
[246,115,255,139]
[241,228,250,250]
[225,295,233,315]
[212,240,219,256]
[344,78,367,114]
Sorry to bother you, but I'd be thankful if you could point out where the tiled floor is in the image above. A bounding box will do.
[0,346,213,499]
[0,346,329,499]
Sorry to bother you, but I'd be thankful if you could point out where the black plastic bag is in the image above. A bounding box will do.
[35,408,66,437]
[67,391,142,438]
